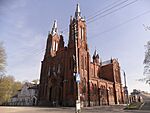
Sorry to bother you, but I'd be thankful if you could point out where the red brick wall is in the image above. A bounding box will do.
[101,64,114,82]
[38,15,124,107]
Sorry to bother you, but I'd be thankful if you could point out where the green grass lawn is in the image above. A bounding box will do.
[125,102,143,110]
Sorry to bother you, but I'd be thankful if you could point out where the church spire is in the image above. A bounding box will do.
[51,20,58,36]
[93,49,97,57]
[93,49,97,59]
[75,3,81,19]
[93,49,100,65]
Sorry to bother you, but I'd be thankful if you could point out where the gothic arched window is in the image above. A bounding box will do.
[82,78,86,94]
[81,56,84,69]
[70,78,74,94]
[53,41,56,51]
[80,27,82,40]
[85,57,87,70]
[55,42,58,51]
[48,66,51,76]
[92,83,94,95]
[94,84,97,95]
[70,57,72,69]
[57,64,61,74]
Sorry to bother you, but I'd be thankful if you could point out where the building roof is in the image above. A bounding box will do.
[102,60,112,66]
[28,84,38,89]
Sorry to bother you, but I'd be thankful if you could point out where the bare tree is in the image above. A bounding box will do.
[0,42,6,75]
[143,41,150,85]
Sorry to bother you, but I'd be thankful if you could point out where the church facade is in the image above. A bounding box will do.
[38,4,125,107]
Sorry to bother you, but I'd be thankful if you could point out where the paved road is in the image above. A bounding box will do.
[140,92,150,110]
[141,101,150,110]
[0,106,150,113]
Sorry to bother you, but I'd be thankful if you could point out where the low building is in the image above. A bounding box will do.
[129,89,143,103]
[9,82,38,106]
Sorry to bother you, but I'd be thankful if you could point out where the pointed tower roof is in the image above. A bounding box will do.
[51,20,58,36]
[96,54,99,59]
[76,3,81,13]
[94,49,97,56]
[93,49,98,59]
[93,49,100,64]
[75,3,81,19]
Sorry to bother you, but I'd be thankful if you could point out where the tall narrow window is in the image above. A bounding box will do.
[82,78,86,94]
[53,65,56,76]
[82,28,84,40]
[80,27,84,40]
[55,42,56,51]
[56,42,58,51]
[70,79,74,94]
[69,57,72,69]
[48,42,51,53]
[53,41,56,51]
[57,64,61,74]
[49,87,52,101]
[81,56,84,69]
[48,66,51,76]
[85,57,87,70]
[92,68,94,75]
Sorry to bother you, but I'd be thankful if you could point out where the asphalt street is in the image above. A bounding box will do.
[0,105,150,113]
[140,93,150,110]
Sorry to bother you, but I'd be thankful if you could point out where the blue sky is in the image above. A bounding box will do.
[0,0,150,93]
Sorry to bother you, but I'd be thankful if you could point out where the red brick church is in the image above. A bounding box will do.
[38,4,125,107]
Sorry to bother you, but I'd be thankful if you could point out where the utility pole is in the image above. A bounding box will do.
[73,20,81,113]
[123,71,129,105]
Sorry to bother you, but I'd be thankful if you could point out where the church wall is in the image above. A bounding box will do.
[38,4,125,107]
[101,64,114,82]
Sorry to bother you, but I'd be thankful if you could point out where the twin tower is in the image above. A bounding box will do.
[38,4,124,107]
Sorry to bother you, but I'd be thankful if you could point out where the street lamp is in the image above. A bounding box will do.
[122,70,129,105]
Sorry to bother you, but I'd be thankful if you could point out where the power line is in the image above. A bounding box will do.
[9,0,140,60]
[86,0,130,21]
[23,0,139,58]
[61,0,138,34]
[86,0,122,19]
[14,8,150,68]
[89,9,150,39]
[87,0,138,24]
[60,0,124,34]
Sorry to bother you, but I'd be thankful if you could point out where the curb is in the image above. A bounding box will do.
[139,102,145,110]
